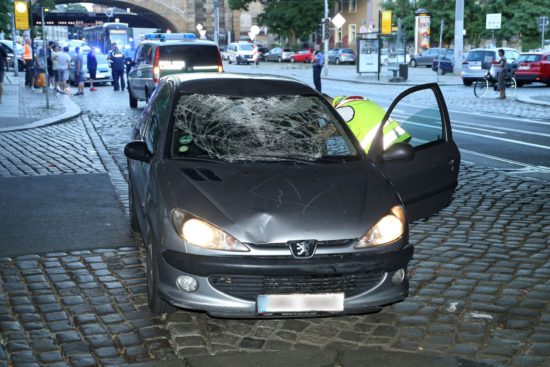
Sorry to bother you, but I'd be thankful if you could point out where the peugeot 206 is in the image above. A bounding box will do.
[124,73,460,318]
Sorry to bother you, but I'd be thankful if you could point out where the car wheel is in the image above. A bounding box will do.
[290,57,295,63]
[463,80,473,86]
[128,174,140,232]
[335,58,340,65]
[409,59,417,67]
[278,57,282,63]
[146,243,176,314]
[129,88,138,108]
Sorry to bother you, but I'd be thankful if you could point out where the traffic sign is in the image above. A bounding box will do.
[332,13,346,29]
[486,13,501,30]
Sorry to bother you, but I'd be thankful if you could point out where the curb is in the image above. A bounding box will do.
[516,95,550,107]
[0,92,82,133]
[322,75,463,87]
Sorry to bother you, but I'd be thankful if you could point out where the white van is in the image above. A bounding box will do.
[227,42,254,65]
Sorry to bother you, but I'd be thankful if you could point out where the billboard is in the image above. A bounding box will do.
[414,15,430,55]
[357,35,379,73]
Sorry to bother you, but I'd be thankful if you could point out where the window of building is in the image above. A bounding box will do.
[349,0,357,12]
[349,24,357,43]
[335,27,342,44]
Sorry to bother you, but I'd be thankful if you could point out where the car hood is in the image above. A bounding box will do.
[163,160,398,244]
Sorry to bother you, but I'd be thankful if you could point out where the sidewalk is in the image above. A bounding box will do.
[0,72,80,133]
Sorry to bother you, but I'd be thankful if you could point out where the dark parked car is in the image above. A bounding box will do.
[0,40,24,71]
[410,48,453,68]
[257,47,269,61]
[513,51,550,87]
[124,73,460,317]
[328,48,356,64]
[264,47,294,62]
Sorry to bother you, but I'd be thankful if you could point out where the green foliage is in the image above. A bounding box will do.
[228,0,336,45]
[383,0,548,51]
[0,0,11,36]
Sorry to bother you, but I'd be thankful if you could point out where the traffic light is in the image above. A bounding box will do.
[14,0,30,30]
[324,18,330,40]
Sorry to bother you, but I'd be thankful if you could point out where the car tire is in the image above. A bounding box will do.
[129,88,138,108]
[516,81,524,87]
[335,58,341,65]
[147,243,176,314]
[278,57,282,63]
[128,175,140,232]
[409,59,417,67]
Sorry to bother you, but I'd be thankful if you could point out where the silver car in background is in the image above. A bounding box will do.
[461,47,520,86]
[327,48,356,65]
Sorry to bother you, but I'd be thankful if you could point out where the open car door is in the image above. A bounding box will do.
[368,83,461,222]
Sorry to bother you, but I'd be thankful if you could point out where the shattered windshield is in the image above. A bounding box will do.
[171,94,359,162]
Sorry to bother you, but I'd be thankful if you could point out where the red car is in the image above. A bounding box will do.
[514,51,550,87]
[290,49,313,63]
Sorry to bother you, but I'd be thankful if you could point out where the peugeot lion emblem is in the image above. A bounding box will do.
[288,240,317,259]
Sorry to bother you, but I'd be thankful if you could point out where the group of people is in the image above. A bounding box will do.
[18,38,136,96]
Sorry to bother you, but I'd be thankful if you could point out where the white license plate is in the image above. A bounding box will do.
[257,293,344,313]
[470,65,481,70]
[518,65,529,70]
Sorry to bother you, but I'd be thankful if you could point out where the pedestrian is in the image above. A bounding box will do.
[47,41,55,90]
[73,47,85,95]
[0,43,8,104]
[252,45,260,67]
[87,47,98,92]
[56,46,71,93]
[312,50,324,93]
[123,42,136,79]
[51,45,60,90]
[496,48,507,99]
[109,44,126,91]
[23,38,34,88]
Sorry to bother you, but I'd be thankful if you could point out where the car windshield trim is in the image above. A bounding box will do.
[169,93,361,163]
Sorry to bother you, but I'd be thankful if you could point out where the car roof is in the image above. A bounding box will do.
[142,39,217,47]
[469,47,518,52]
[169,73,317,97]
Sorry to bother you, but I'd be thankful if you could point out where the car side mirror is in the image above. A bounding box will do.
[382,142,415,162]
[124,141,152,162]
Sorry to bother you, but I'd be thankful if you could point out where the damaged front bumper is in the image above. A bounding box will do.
[156,244,413,318]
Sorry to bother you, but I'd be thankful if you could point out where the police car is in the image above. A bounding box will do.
[124,73,461,317]
[127,33,223,108]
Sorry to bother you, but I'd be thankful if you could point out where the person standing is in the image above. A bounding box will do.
[23,38,34,88]
[56,46,71,93]
[109,44,126,91]
[51,45,60,90]
[87,47,98,92]
[0,44,8,104]
[123,42,136,79]
[46,41,54,89]
[312,50,324,93]
[73,47,85,95]
[496,49,507,99]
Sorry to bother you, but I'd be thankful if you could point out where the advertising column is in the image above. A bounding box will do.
[414,9,430,56]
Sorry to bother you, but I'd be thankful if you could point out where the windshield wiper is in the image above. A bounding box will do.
[237,154,318,164]
[172,156,222,163]
[315,155,360,163]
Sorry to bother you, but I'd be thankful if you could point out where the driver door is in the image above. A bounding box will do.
[369,83,461,222]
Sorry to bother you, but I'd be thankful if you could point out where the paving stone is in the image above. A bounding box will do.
[116,333,141,347]
[38,351,64,363]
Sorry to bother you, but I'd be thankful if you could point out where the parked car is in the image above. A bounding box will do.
[328,48,356,64]
[227,42,254,64]
[290,49,313,63]
[0,40,24,71]
[124,72,460,317]
[219,45,228,60]
[381,48,410,66]
[127,32,222,108]
[256,46,269,61]
[461,47,520,86]
[410,48,453,68]
[513,51,550,87]
[264,47,294,62]
[69,52,112,86]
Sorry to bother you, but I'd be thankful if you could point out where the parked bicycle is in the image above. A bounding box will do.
[473,65,517,98]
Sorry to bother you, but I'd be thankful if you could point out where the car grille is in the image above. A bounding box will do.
[249,239,352,248]
[209,272,385,301]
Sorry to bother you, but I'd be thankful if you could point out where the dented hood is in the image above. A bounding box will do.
[163,160,397,244]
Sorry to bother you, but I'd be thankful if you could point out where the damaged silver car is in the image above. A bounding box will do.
[124,73,460,317]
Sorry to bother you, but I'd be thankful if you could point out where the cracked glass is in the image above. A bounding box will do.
[171,94,359,162]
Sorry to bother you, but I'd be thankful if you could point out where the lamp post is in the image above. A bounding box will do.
[323,0,329,76]
[213,0,219,44]
[41,5,49,108]
[11,0,19,76]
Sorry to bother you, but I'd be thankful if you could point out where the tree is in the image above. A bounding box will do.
[228,0,335,46]
[0,1,10,36]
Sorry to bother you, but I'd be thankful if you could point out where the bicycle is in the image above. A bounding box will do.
[473,67,517,98]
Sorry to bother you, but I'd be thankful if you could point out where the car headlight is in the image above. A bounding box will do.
[171,210,249,252]
[355,206,406,248]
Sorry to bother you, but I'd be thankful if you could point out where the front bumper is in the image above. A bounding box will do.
[157,245,413,318]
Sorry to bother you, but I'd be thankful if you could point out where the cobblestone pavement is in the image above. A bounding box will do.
[1,86,549,366]
[225,63,550,121]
